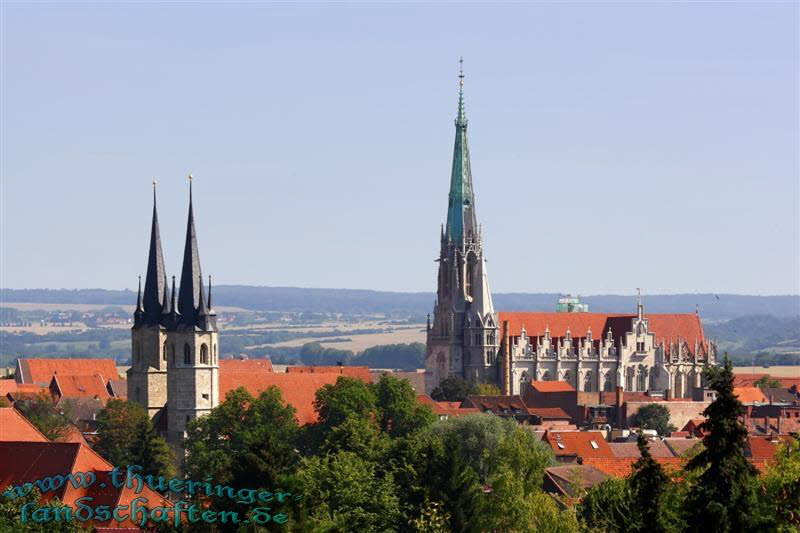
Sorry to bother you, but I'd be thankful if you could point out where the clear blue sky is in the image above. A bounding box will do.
[1,2,797,295]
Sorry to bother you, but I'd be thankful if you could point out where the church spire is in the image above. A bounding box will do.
[446,57,477,244]
[178,174,204,326]
[142,180,167,325]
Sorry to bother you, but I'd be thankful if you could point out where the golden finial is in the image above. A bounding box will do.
[188,173,193,182]
[152,178,158,188]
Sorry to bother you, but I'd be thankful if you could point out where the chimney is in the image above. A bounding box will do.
[501,320,511,396]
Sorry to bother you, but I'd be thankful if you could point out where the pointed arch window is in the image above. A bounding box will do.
[184,344,191,365]
[162,341,167,361]
[213,344,217,363]
[200,344,209,365]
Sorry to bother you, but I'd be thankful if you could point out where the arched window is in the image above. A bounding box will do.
[637,367,647,392]
[603,372,615,392]
[466,260,474,297]
[184,344,191,365]
[584,371,593,392]
[200,344,209,365]
[563,370,573,387]
[626,367,634,391]
[542,370,552,381]
[674,370,684,399]
[213,344,217,363]
[162,342,167,361]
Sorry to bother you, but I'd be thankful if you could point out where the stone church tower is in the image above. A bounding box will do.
[128,179,219,452]
[425,65,498,393]
[128,185,170,418]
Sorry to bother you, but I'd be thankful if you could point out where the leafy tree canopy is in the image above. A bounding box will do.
[630,403,676,436]
[13,391,73,441]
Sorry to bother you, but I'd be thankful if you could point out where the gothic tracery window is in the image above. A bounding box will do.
[184,344,191,365]
[200,344,209,365]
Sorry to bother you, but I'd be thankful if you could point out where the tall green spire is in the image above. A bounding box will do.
[446,58,477,244]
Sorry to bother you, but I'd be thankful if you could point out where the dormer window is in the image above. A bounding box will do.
[590,441,599,449]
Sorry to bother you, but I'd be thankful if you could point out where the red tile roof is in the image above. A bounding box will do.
[583,456,685,478]
[498,312,706,352]
[609,440,676,458]
[527,407,573,420]
[543,430,613,459]
[734,386,768,404]
[51,374,111,403]
[0,381,43,396]
[0,441,171,528]
[663,437,703,457]
[463,395,529,415]
[219,358,274,373]
[286,365,372,382]
[0,407,49,442]
[746,434,795,461]
[530,381,575,393]
[16,358,119,385]
[417,395,480,417]
[219,371,369,425]
[733,373,800,390]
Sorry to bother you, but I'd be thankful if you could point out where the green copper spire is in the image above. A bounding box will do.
[446,57,477,244]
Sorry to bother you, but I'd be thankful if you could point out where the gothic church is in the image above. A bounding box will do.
[425,72,716,399]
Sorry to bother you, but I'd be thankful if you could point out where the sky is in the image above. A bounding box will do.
[1,2,797,295]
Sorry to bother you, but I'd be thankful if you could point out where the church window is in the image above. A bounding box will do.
[584,371,593,392]
[475,333,482,345]
[626,368,634,391]
[202,393,209,400]
[200,344,209,365]
[213,344,217,363]
[162,342,167,361]
[184,344,191,365]
[135,386,141,402]
[636,341,645,353]
[603,373,614,392]
[466,261,474,298]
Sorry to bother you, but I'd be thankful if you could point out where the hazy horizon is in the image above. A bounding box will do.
[2,3,797,295]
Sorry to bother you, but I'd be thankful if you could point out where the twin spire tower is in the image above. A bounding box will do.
[128,176,219,453]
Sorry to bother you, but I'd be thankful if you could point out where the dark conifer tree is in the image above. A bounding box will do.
[684,356,761,532]
[629,432,670,532]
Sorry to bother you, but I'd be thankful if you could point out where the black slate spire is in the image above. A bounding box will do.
[134,276,144,327]
[143,182,167,326]
[178,176,203,327]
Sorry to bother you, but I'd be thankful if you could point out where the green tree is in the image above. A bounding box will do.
[760,435,800,531]
[628,433,670,532]
[629,404,676,436]
[578,478,634,533]
[314,376,377,431]
[296,451,401,532]
[430,375,476,402]
[14,391,73,441]
[184,386,300,513]
[475,382,502,396]
[684,357,762,532]
[94,399,175,478]
[374,374,435,438]
[753,375,780,389]
[0,489,89,532]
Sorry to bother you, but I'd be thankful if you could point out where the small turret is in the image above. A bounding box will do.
[134,276,144,327]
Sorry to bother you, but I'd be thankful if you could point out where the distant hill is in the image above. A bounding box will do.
[1,287,797,321]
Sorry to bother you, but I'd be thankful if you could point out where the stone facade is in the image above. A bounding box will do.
[127,182,219,456]
[500,303,717,398]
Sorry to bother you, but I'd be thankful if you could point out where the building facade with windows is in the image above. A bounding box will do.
[425,71,716,398]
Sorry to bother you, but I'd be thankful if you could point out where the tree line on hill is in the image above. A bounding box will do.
[5,358,799,532]
[3,287,797,320]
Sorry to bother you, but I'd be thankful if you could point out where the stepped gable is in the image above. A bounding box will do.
[16,358,119,385]
[0,407,49,442]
